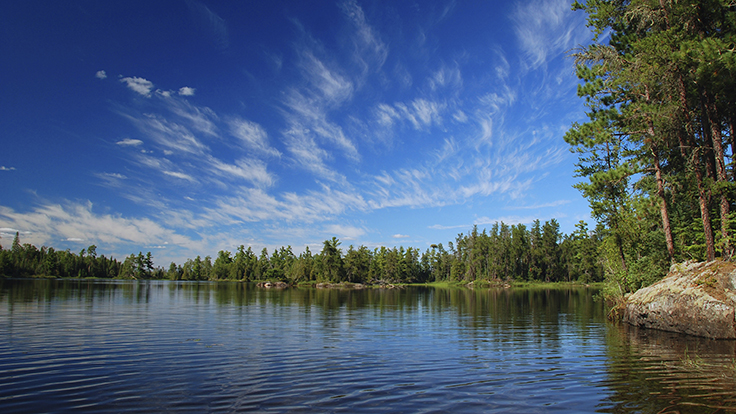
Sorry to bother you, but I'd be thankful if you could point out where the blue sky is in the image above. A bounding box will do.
[1,0,594,265]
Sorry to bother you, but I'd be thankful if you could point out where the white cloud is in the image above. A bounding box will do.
[429,64,462,92]
[375,103,399,127]
[478,88,517,114]
[367,167,447,210]
[510,200,571,210]
[0,227,29,235]
[229,118,281,157]
[299,50,354,106]
[339,0,388,76]
[428,223,468,230]
[512,0,588,69]
[411,99,443,128]
[123,111,209,155]
[158,95,219,137]
[0,201,197,252]
[163,171,196,182]
[282,90,358,161]
[474,215,541,226]
[120,76,154,96]
[0,166,16,171]
[116,138,143,146]
[453,110,468,123]
[279,47,359,163]
[392,234,409,239]
[211,157,275,187]
[283,125,344,182]
[378,99,444,131]
[178,86,196,96]
[210,183,368,226]
[324,224,365,240]
[95,70,107,79]
[96,172,127,183]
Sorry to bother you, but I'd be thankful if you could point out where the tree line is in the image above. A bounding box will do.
[0,232,170,280]
[0,220,605,284]
[566,0,735,293]
[0,233,126,279]
[163,219,603,284]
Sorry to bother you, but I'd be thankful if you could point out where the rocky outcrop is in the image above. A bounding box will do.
[315,282,366,289]
[257,281,289,288]
[623,260,736,339]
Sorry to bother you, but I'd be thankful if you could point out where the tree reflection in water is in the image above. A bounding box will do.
[604,324,736,413]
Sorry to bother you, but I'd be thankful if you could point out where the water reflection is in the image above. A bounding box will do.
[0,279,605,322]
[1,279,735,413]
[603,324,736,413]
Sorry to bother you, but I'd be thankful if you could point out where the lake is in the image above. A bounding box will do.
[1,279,736,413]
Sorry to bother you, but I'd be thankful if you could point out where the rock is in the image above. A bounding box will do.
[257,281,288,288]
[316,282,366,289]
[623,260,736,339]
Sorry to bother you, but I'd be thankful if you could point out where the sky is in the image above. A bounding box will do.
[0,0,595,266]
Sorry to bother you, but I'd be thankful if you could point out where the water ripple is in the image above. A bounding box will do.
[2,281,736,413]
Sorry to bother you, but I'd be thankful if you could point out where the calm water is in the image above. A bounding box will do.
[1,280,736,413]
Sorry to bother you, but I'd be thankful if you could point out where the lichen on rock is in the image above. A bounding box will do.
[623,260,736,339]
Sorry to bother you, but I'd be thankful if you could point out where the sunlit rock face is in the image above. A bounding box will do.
[624,261,736,339]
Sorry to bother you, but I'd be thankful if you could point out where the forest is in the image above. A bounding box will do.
[565,0,735,296]
[2,0,735,293]
[0,219,603,285]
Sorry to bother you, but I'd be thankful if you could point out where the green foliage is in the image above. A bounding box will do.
[0,218,607,285]
[568,0,736,306]
[0,233,124,279]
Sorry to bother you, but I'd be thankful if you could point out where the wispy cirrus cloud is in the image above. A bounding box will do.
[324,223,365,240]
[210,157,275,188]
[339,0,389,78]
[375,98,445,131]
[82,1,583,258]
[298,49,354,107]
[282,126,344,183]
[95,172,128,189]
[428,63,463,93]
[281,49,358,159]
[163,170,197,182]
[121,110,209,155]
[186,0,229,50]
[428,223,468,230]
[109,77,285,214]
[509,199,571,210]
[429,214,548,232]
[474,215,540,226]
[511,0,588,70]
[161,97,219,138]
[229,118,281,157]
[0,201,198,253]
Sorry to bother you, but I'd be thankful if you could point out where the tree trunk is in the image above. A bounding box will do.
[677,73,716,260]
[643,84,676,262]
[703,89,731,258]
[652,144,675,261]
[730,118,736,181]
[699,95,718,181]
